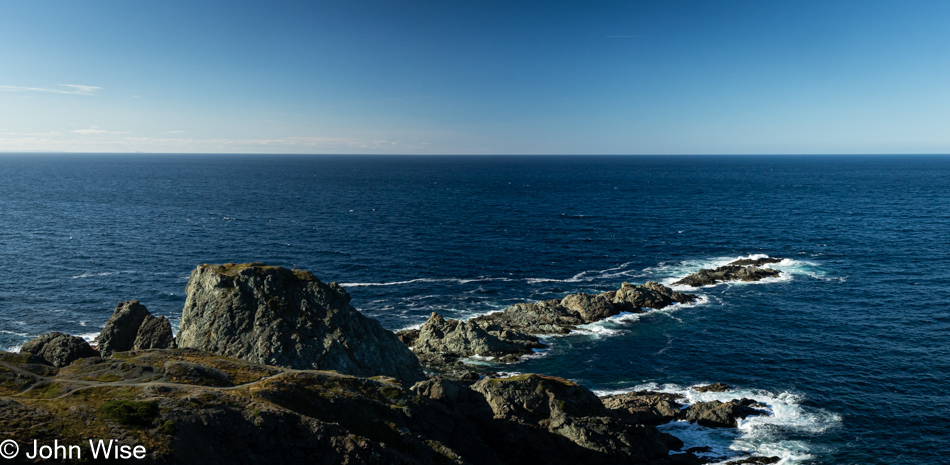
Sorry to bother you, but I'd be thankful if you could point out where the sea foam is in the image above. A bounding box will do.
[595,382,841,465]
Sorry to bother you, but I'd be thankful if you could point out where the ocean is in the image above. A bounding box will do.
[1,154,947,464]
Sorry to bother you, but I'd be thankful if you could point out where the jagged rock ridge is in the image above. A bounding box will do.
[399,281,696,370]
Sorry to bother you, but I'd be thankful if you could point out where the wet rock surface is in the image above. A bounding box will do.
[682,398,769,428]
[673,258,783,287]
[692,382,732,393]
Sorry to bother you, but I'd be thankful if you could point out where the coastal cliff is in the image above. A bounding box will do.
[1,262,784,464]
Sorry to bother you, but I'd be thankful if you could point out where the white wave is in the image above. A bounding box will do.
[71,270,137,279]
[526,262,645,285]
[78,332,101,343]
[341,276,513,287]
[553,295,710,341]
[0,329,32,338]
[595,382,840,464]
[4,344,24,353]
[459,354,497,366]
[350,262,648,289]
[649,254,834,289]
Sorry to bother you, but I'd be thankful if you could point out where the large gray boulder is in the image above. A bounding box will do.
[176,263,425,383]
[97,300,150,356]
[133,315,177,351]
[20,332,97,367]
[98,300,176,356]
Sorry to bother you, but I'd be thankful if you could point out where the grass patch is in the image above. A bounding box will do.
[18,382,65,399]
[100,400,158,427]
[158,420,175,435]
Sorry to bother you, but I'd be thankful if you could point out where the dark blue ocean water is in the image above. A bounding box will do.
[1,154,947,464]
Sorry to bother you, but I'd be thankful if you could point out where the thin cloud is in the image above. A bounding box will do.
[71,126,128,135]
[0,84,101,95]
[163,131,186,134]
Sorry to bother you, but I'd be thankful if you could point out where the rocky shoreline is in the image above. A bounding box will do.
[2,261,785,464]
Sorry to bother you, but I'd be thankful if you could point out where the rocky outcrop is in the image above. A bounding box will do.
[673,258,783,287]
[469,374,686,464]
[412,374,695,465]
[19,332,97,367]
[399,281,695,370]
[134,314,177,350]
[602,390,769,428]
[682,398,768,428]
[692,382,732,393]
[98,300,176,356]
[728,257,782,267]
[176,263,425,383]
[601,391,684,425]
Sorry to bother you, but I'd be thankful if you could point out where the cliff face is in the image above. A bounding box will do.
[176,263,425,383]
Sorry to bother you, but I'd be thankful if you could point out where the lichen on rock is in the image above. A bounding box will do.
[176,263,425,383]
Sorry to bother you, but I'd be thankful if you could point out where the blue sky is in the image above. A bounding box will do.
[1,1,949,154]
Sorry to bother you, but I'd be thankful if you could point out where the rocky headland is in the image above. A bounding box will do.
[673,257,783,287]
[398,281,697,372]
[2,263,781,464]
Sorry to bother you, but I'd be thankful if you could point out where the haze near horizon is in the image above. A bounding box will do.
[2,0,949,155]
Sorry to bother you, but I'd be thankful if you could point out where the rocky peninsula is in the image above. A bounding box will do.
[397,281,697,373]
[2,263,781,464]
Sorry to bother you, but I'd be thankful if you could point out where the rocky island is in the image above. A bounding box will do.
[1,263,781,464]
[673,257,783,287]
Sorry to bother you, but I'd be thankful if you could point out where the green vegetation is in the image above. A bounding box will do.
[18,381,66,399]
[158,420,175,435]
[100,399,158,427]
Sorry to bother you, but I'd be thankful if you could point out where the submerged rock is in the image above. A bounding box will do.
[19,332,97,367]
[176,263,425,383]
